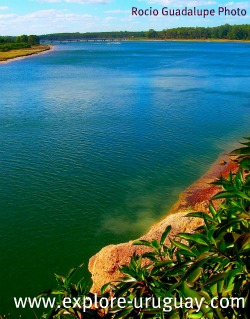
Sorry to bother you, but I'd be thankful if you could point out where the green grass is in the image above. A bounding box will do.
[0,45,51,62]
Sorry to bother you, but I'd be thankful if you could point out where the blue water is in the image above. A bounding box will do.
[0,41,250,315]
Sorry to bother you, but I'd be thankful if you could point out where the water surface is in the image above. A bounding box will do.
[0,41,250,315]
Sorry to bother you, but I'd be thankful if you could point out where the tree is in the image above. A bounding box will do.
[16,34,29,43]
[28,35,40,45]
[145,29,158,39]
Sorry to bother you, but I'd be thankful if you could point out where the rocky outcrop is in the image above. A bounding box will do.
[88,154,239,293]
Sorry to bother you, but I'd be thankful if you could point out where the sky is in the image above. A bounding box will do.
[0,0,249,35]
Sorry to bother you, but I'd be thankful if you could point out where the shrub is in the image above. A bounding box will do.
[0,42,31,52]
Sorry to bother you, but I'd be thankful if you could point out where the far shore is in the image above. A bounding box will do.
[162,38,250,43]
[42,38,250,44]
[0,44,53,64]
[125,38,250,43]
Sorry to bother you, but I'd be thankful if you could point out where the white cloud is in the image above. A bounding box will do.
[189,1,217,5]
[140,0,217,6]
[0,1,248,35]
[37,0,61,3]
[65,0,110,3]
[104,10,130,14]
[0,6,8,10]
[224,1,250,8]
[36,0,110,3]
[0,13,16,19]
[140,0,250,7]
[0,9,100,34]
[104,16,117,21]
[22,9,95,22]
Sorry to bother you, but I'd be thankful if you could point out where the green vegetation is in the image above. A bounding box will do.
[0,42,31,52]
[40,24,250,41]
[16,34,40,45]
[40,138,250,318]
[0,34,50,62]
[40,31,146,41]
[160,24,250,40]
[0,45,50,62]
[0,34,40,52]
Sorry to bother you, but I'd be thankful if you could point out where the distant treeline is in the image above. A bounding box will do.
[160,24,250,40]
[40,24,250,41]
[0,34,40,52]
[40,31,146,41]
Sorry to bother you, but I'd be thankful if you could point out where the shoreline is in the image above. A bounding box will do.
[163,39,250,43]
[42,39,250,43]
[88,151,240,292]
[126,39,250,43]
[165,152,239,216]
[0,44,53,65]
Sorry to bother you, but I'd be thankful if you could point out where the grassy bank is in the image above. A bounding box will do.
[0,44,51,62]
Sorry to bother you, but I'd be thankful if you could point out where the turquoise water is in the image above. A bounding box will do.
[0,41,250,315]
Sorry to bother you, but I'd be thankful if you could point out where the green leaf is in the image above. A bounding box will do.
[177,233,210,246]
[172,240,190,251]
[114,282,136,297]
[44,307,56,319]
[113,306,133,318]
[224,269,243,289]
[186,212,213,222]
[235,232,250,253]
[151,239,160,250]
[217,239,228,252]
[187,311,204,318]
[196,251,214,261]
[180,282,213,319]
[169,313,180,319]
[101,283,110,295]
[231,146,250,155]
[160,225,171,246]
[152,260,175,271]
[209,202,218,220]
[217,280,224,295]
[214,219,242,239]
[54,273,65,285]
[67,266,78,280]
[239,158,250,170]
[185,267,203,283]
[133,240,153,248]
[212,191,237,200]
[183,258,210,282]
[205,273,225,286]
[177,249,198,258]
[235,191,250,201]
[141,252,158,262]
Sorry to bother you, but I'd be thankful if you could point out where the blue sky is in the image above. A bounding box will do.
[0,0,249,35]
